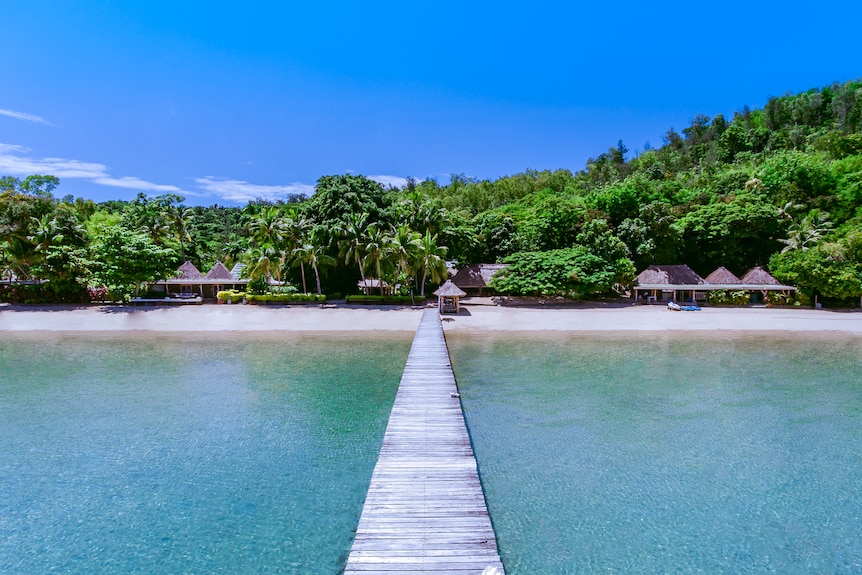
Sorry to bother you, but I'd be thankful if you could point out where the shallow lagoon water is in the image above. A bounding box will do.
[0,333,410,574]
[5,330,862,574]
[449,333,862,575]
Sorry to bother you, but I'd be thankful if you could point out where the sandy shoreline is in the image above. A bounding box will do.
[1,302,861,334]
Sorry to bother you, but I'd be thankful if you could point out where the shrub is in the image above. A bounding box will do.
[345,295,425,305]
[765,291,793,306]
[244,293,325,304]
[706,290,750,305]
[0,281,90,304]
[217,290,246,303]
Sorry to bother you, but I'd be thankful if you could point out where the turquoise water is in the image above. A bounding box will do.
[449,334,862,575]
[0,334,409,574]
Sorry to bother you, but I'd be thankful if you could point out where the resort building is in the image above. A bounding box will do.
[633,264,706,303]
[150,261,249,299]
[357,278,389,295]
[633,264,796,304]
[450,263,509,296]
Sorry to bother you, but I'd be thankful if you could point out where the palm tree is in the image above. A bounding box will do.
[293,230,336,294]
[389,224,422,292]
[246,206,285,250]
[338,212,370,285]
[780,209,833,253]
[415,230,448,297]
[243,243,282,290]
[28,214,64,256]
[165,204,194,260]
[361,224,394,295]
[397,191,443,235]
[126,201,170,245]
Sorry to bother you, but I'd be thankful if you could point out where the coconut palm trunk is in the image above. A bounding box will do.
[313,264,322,295]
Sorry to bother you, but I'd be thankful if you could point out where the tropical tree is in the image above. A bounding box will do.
[779,209,834,252]
[88,224,176,298]
[414,230,448,296]
[165,203,194,260]
[246,206,286,250]
[361,224,394,295]
[337,212,370,284]
[389,224,422,291]
[293,230,336,294]
[243,243,283,291]
[122,194,171,244]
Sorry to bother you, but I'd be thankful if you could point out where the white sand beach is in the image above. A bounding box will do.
[1,301,861,334]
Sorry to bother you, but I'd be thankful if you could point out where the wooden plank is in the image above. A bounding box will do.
[344,309,505,575]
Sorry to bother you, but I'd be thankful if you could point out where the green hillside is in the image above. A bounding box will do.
[2,80,861,305]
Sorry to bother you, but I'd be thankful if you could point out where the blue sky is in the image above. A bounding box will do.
[2,1,860,206]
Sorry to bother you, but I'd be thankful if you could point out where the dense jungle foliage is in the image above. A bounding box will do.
[2,80,861,304]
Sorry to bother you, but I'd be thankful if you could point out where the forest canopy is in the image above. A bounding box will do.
[2,79,861,304]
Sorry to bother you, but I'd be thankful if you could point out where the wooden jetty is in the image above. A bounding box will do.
[344,309,505,574]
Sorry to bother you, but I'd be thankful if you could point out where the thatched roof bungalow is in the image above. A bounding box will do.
[633,264,706,303]
[635,264,795,305]
[704,266,741,284]
[151,261,248,299]
[740,266,782,285]
[433,280,467,313]
[176,260,204,280]
[451,263,509,296]
[205,262,234,281]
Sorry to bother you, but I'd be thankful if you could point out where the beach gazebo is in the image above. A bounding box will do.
[434,280,467,314]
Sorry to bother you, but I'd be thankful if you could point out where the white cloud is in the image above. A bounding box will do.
[0,108,55,126]
[195,177,314,203]
[93,176,184,193]
[368,174,410,189]
[0,144,108,179]
[0,143,190,196]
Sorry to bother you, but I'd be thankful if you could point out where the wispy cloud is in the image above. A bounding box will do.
[93,176,184,193]
[0,144,108,179]
[0,108,55,126]
[368,174,410,189]
[0,143,317,204]
[0,143,190,195]
[195,177,314,203]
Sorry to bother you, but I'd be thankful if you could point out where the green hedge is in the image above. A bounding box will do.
[0,281,90,304]
[245,293,326,304]
[216,290,246,303]
[345,295,425,305]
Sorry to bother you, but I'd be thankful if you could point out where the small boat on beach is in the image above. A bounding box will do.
[668,301,701,311]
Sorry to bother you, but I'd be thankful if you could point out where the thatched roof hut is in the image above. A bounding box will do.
[434,280,467,297]
[636,264,705,286]
[205,262,234,281]
[176,260,203,280]
[740,266,782,285]
[451,263,509,295]
[434,280,467,313]
[704,266,741,284]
